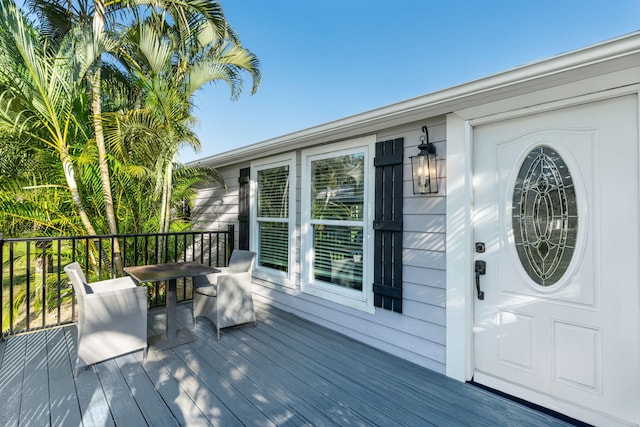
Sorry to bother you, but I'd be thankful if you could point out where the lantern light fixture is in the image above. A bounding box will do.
[410,125,438,194]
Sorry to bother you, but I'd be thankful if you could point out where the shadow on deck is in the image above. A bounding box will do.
[0,302,577,426]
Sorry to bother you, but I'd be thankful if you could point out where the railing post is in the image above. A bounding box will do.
[227,224,235,263]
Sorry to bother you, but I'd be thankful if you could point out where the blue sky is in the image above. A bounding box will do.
[181,0,640,163]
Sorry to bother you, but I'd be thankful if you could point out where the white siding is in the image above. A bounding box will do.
[192,117,449,373]
[192,162,249,246]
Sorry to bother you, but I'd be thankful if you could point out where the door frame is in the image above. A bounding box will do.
[445,85,640,382]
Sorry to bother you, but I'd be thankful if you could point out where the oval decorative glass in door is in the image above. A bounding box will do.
[512,145,578,286]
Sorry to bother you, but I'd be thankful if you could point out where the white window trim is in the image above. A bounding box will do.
[250,153,296,288]
[301,135,376,313]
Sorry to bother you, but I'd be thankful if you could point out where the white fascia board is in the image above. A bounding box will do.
[189,32,640,169]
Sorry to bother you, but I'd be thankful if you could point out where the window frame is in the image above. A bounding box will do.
[301,135,376,312]
[250,153,296,287]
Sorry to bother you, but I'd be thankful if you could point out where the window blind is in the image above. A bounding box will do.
[310,154,365,290]
[257,165,290,272]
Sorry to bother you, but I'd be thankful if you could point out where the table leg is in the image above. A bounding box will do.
[147,278,198,351]
[166,278,177,338]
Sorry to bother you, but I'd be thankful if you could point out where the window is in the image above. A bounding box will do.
[301,135,375,312]
[251,154,295,285]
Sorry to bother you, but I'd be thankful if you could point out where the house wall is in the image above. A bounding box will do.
[191,161,248,235]
[188,35,640,424]
[192,116,449,372]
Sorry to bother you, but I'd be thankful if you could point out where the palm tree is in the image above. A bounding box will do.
[111,14,260,233]
[0,0,97,237]
[5,0,259,239]
[27,0,231,272]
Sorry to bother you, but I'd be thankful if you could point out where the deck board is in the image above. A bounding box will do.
[264,306,564,426]
[138,320,214,426]
[177,305,347,426]
[181,333,334,426]
[172,344,302,426]
[242,322,428,426]
[21,331,51,426]
[260,306,556,426]
[114,353,180,427]
[248,311,448,426]
[94,359,148,426]
[177,304,378,426]
[46,328,83,427]
[0,302,578,426]
[133,346,212,426]
[65,326,117,427]
[153,345,246,426]
[226,329,375,426]
[0,333,26,427]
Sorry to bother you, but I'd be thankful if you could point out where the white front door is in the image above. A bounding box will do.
[473,95,640,426]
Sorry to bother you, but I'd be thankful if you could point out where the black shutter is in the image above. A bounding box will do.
[373,138,403,313]
[238,167,250,250]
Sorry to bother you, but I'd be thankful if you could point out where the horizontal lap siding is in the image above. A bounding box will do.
[194,118,450,373]
[192,164,248,249]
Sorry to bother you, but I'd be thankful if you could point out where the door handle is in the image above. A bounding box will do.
[475,260,486,300]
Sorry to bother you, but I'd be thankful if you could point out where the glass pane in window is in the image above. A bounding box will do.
[258,166,289,218]
[311,154,364,220]
[512,145,578,286]
[258,222,288,272]
[312,224,363,290]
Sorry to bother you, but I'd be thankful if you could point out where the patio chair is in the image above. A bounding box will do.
[193,249,256,289]
[193,250,256,339]
[64,262,148,373]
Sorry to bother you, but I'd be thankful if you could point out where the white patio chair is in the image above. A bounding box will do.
[64,262,148,373]
[193,249,256,289]
[193,250,256,339]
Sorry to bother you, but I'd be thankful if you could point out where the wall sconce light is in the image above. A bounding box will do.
[410,125,438,194]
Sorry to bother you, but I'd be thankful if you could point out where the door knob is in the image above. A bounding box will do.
[475,260,486,300]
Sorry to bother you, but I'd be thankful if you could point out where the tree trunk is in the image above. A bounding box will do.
[158,159,174,234]
[89,65,123,276]
[89,3,122,276]
[62,153,97,236]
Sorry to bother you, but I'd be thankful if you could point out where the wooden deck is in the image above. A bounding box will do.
[0,302,577,426]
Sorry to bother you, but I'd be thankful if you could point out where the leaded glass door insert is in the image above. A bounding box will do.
[512,145,578,286]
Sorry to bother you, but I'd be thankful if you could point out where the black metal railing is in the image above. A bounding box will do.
[0,226,234,340]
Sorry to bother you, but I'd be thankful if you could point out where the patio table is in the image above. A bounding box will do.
[125,261,219,350]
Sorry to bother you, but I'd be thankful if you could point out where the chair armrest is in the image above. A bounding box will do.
[87,276,138,293]
[194,268,228,287]
[215,267,231,277]
[85,284,147,300]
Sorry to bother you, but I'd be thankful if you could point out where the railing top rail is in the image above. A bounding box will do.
[0,230,225,243]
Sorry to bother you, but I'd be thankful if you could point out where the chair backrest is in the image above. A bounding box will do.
[64,262,89,297]
[227,250,256,273]
[64,262,89,336]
